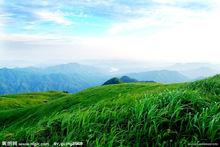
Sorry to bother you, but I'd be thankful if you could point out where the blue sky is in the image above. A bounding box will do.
[0,0,220,64]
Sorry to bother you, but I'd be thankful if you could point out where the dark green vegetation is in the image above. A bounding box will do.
[103,76,138,85]
[103,77,123,85]
[0,63,108,95]
[0,75,220,146]
[120,76,138,83]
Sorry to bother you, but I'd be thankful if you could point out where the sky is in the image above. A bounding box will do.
[0,0,220,65]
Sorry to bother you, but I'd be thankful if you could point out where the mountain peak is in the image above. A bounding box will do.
[120,76,138,83]
[103,77,122,85]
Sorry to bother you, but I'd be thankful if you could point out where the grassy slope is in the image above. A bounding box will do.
[0,76,220,146]
[0,91,68,110]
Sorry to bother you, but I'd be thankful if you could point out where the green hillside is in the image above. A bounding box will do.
[0,91,68,111]
[0,75,220,146]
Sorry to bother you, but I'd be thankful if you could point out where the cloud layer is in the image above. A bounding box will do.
[1,0,220,63]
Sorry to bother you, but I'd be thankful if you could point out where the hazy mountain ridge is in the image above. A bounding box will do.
[82,60,220,80]
[0,63,109,95]
[127,70,189,83]
[1,62,220,95]
[168,63,220,78]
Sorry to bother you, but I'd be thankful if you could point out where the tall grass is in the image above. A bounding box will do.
[0,80,220,146]
[3,90,218,146]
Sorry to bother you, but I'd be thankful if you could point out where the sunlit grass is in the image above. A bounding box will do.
[0,77,219,146]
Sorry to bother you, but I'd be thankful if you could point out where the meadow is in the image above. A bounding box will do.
[0,75,220,146]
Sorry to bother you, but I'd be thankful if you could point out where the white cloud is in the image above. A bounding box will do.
[0,33,59,42]
[107,3,208,35]
[153,0,209,5]
[36,11,72,26]
[153,0,176,5]
[1,26,220,63]
[1,0,220,63]
[108,17,160,35]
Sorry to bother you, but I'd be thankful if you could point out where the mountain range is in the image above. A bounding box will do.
[126,70,189,83]
[1,62,220,95]
[0,63,109,95]
[168,63,220,78]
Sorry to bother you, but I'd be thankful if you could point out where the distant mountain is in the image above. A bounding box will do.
[103,77,123,85]
[169,63,213,71]
[80,59,169,74]
[0,63,109,95]
[182,67,219,79]
[120,76,138,83]
[168,63,220,79]
[127,70,189,83]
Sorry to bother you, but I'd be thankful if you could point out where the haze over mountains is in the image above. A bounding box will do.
[82,60,220,77]
[127,70,188,83]
[0,61,220,95]
[168,63,220,79]
[0,63,109,95]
